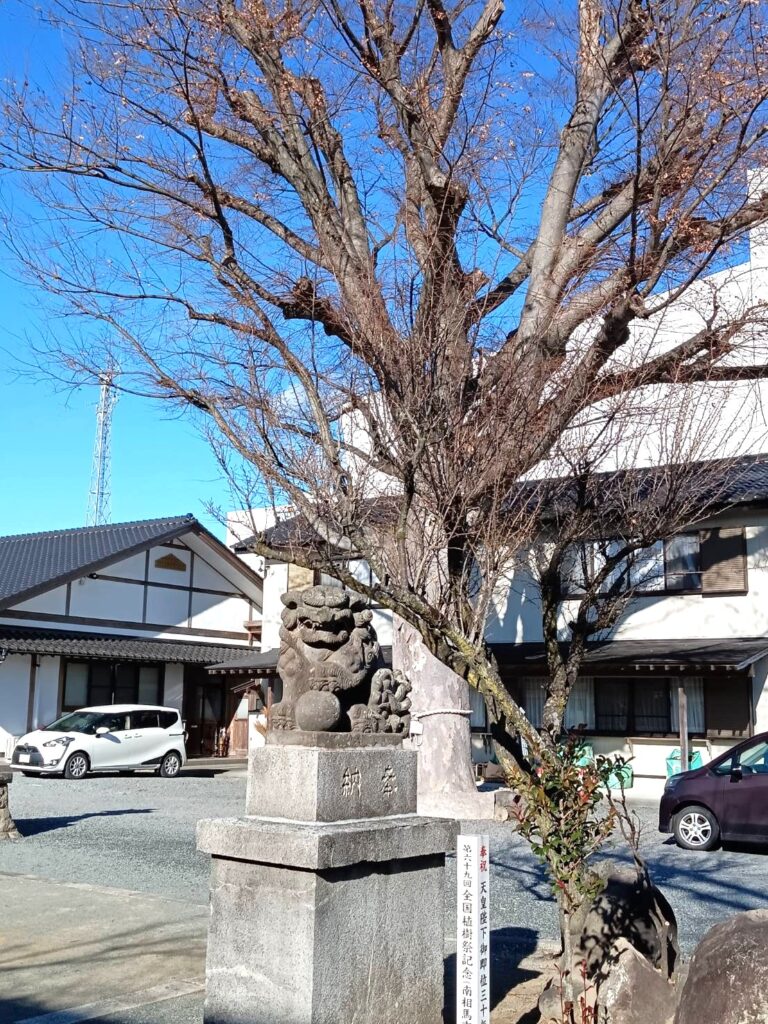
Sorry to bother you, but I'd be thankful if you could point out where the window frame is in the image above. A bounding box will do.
[62,659,165,711]
[560,533,706,598]
[594,677,674,736]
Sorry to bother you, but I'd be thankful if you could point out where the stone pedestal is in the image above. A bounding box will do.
[198,739,457,1024]
[0,771,20,841]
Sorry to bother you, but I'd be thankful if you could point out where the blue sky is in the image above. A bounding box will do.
[0,273,234,538]
[0,2,234,539]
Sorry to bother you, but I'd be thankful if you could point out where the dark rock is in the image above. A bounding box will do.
[577,861,678,978]
[538,969,594,1023]
[0,770,20,841]
[597,938,678,1024]
[537,977,563,1022]
[675,909,768,1024]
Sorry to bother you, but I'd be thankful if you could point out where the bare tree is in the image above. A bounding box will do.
[2,0,768,781]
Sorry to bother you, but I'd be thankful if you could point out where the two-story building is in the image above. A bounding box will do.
[0,514,263,758]
[222,454,768,790]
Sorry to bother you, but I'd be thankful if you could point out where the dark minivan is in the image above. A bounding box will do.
[659,731,768,850]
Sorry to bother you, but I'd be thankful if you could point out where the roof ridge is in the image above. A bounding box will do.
[0,513,196,545]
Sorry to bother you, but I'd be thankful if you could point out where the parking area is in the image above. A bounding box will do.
[0,768,767,1022]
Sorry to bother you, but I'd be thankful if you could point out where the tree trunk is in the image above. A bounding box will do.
[393,617,495,819]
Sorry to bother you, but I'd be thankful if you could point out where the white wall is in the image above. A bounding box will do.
[14,586,68,615]
[0,655,31,755]
[3,536,259,647]
[262,562,288,652]
[753,658,768,733]
[69,576,145,621]
[33,657,60,730]
[106,553,147,581]
[486,509,768,645]
[190,592,251,633]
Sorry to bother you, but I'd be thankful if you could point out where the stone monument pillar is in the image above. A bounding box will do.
[0,770,21,841]
[197,586,457,1024]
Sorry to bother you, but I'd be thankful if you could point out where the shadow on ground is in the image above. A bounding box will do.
[0,992,204,1024]
[444,926,544,1023]
[15,808,154,837]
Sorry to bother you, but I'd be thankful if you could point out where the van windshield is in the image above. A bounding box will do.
[43,712,104,734]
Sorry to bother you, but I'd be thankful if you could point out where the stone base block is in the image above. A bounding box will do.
[199,814,456,1024]
[246,743,417,821]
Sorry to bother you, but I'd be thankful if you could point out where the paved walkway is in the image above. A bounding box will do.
[0,873,206,1024]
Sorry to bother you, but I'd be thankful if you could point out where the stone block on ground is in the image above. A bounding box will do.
[597,938,678,1024]
[675,909,768,1024]
[246,742,417,821]
[0,770,20,840]
[200,815,454,1024]
[201,743,456,1024]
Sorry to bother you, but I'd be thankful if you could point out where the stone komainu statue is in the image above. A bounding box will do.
[271,585,411,735]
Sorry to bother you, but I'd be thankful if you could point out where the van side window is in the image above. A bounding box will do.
[159,711,179,729]
[132,710,160,729]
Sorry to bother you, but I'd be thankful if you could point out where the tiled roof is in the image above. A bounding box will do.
[234,454,768,553]
[208,644,394,674]
[0,515,200,611]
[492,638,768,672]
[0,625,250,664]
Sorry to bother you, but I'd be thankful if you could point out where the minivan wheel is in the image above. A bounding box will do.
[63,752,89,781]
[158,751,182,778]
[673,805,720,851]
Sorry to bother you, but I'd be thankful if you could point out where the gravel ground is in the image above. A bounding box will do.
[0,767,244,904]
[2,770,767,953]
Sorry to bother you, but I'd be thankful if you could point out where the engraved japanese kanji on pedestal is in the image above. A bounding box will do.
[197,586,457,1024]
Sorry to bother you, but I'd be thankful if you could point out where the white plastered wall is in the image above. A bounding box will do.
[487,509,768,645]
[32,657,61,730]
[752,657,768,733]
[0,654,31,756]
[261,562,288,652]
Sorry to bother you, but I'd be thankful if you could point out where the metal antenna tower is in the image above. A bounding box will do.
[86,370,118,526]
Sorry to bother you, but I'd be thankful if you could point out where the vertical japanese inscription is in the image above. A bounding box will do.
[457,834,490,1024]
[381,765,398,796]
[341,766,362,797]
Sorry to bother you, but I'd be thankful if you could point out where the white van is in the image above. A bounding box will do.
[11,705,187,779]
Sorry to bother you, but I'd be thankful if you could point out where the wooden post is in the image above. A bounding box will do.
[678,683,689,772]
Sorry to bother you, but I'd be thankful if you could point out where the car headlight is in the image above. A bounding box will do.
[42,736,73,748]
[664,775,682,792]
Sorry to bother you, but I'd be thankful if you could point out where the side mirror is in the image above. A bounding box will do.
[95,726,110,736]
[730,766,743,783]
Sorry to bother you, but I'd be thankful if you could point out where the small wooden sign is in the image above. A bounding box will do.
[457,834,490,1024]
[154,553,187,572]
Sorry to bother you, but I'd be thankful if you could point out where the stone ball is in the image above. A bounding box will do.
[294,690,341,732]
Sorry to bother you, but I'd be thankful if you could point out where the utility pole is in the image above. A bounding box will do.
[86,371,118,526]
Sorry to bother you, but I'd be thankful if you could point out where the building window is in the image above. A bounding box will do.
[468,685,488,731]
[62,660,164,710]
[521,675,706,737]
[561,531,747,597]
